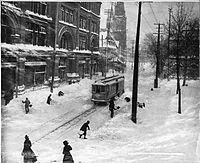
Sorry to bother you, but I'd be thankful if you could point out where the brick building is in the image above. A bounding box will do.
[1,2,102,94]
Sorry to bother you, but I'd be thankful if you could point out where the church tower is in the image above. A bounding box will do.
[112,2,127,54]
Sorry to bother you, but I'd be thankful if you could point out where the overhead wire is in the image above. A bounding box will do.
[149,3,159,23]
[134,2,155,34]
[158,2,168,22]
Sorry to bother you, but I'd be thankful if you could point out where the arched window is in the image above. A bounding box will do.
[60,32,73,50]
[1,15,15,44]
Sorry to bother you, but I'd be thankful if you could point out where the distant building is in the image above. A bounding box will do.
[1,2,101,94]
[99,2,126,74]
[112,2,127,56]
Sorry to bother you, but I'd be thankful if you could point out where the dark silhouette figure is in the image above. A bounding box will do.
[79,121,90,139]
[22,98,31,114]
[137,102,145,108]
[21,135,37,163]
[47,94,52,105]
[58,91,64,96]
[62,140,74,163]
[125,97,130,102]
[109,98,116,118]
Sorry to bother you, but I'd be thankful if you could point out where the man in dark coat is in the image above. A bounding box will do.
[109,97,116,118]
[22,98,31,114]
[62,140,74,163]
[21,135,37,163]
[47,94,52,105]
[79,120,90,139]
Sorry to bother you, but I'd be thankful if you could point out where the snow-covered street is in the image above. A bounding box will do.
[1,63,200,163]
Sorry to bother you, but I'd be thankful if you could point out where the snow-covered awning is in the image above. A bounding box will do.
[1,62,16,68]
[1,2,23,16]
[25,62,47,66]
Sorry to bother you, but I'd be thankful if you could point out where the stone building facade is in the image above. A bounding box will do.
[1,2,102,94]
[112,2,127,57]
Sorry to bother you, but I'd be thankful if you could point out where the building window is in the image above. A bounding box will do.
[61,6,65,21]
[80,16,87,29]
[79,36,87,50]
[80,2,88,10]
[61,5,74,24]
[31,2,47,15]
[25,22,46,46]
[91,21,97,33]
[69,10,73,23]
[40,2,47,15]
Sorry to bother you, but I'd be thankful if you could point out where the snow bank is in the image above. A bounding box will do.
[2,62,200,163]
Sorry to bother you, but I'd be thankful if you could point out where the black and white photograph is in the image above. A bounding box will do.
[1,0,200,162]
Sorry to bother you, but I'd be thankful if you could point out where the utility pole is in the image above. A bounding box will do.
[131,40,134,69]
[132,2,142,123]
[104,3,113,77]
[199,0,200,80]
[176,19,181,114]
[15,55,19,98]
[153,23,164,88]
[167,8,172,81]
[90,43,93,79]
[50,3,59,93]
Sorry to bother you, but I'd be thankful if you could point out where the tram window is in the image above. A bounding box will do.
[101,86,105,92]
[95,86,105,93]
[92,86,95,92]
[96,86,100,93]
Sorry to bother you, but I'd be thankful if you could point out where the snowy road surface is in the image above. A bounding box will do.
[1,63,200,163]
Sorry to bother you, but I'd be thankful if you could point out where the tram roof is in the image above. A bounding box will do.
[93,75,124,85]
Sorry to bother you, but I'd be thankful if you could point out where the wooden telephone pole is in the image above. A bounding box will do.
[167,8,172,81]
[153,23,164,88]
[131,40,134,69]
[132,2,142,123]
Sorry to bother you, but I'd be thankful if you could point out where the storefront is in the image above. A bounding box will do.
[1,62,16,91]
[24,61,47,87]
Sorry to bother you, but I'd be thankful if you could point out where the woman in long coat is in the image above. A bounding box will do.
[21,135,37,163]
[62,140,74,163]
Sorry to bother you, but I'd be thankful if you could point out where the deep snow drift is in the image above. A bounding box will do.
[1,63,200,163]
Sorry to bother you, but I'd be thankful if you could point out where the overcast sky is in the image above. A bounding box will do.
[100,1,199,48]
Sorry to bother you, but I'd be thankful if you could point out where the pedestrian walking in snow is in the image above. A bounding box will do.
[47,94,52,105]
[109,97,116,118]
[22,98,31,114]
[21,135,37,163]
[79,120,90,139]
[62,140,74,163]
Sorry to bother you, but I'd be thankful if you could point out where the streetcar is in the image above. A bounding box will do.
[91,75,125,104]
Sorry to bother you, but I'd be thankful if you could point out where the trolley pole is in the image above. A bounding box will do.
[132,2,142,123]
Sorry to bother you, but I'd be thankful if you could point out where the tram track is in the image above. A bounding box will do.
[32,104,100,143]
